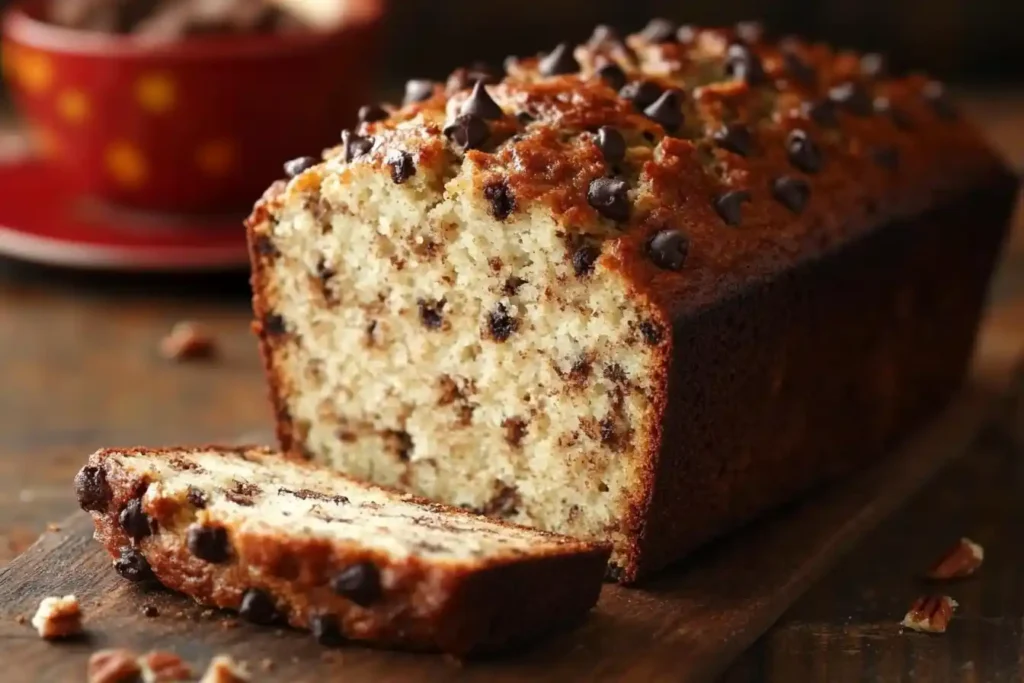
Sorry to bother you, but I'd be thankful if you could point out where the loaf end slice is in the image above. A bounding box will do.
[74,446,610,655]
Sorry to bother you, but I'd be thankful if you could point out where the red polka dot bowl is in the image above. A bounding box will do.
[1,0,383,213]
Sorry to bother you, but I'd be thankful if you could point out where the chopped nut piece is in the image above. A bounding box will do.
[31,595,82,639]
[88,649,142,683]
[926,537,984,580]
[160,321,218,361]
[901,595,958,633]
[46,523,61,532]
[138,650,193,682]
[200,655,251,683]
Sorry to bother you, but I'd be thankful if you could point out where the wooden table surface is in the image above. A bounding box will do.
[1,93,1023,681]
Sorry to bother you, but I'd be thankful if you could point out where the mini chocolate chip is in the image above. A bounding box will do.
[539,42,579,76]
[781,50,816,87]
[639,17,676,43]
[403,79,435,105]
[595,126,626,163]
[331,562,382,606]
[114,546,153,583]
[119,498,152,541]
[596,62,627,91]
[725,43,766,86]
[714,190,752,226]
[488,304,518,342]
[515,110,535,125]
[186,486,207,509]
[357,104,388,124]
[643,89,684,132]
[587,177,630,222]
[460,81,503,120]
[647,230,689,271]
[639,321,663,345]
[802,99,838,128]
[871,146,899,170]
[504,276,527,296]
[75,465,111,512]
[443,114,489,150]
[340,130,374,162]
[253,233,279,258]
[418,299,446,330]
[263,313,287,336]
[283,156,317,178]
[386,150,415,184]
[735,20,764,43]
[572,245,600,277]
[712,123,753,156]
[772,176,811,213]
[187,524,231,563]
[860,52,886,78]
[922,81,957,120]
[786,129,822,173]
[239,588,279,625]
[619,80,662,111]
[311,613,345,646]
[829,82,873,116]
[142,605,159,618]
[874,97,914,130]
[483,179,515,220]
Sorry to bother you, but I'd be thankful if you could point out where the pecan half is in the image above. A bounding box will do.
[901,595,958,633]
[925,537,984,580]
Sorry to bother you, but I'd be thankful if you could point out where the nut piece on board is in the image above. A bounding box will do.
[200,655,252,682]
[139,650,193,681]
[87,649,141,683]
[31,595,82,639]
[925,537,984,580]
[160,321,218,361]
[901,595,958,633]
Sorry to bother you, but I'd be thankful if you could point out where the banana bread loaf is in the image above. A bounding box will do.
[75,446,610,654]
[245,20,1019,582]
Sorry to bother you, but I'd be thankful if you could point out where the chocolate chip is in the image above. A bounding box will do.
[587,177,630,222]
[538,42,579,77]
[714,190,752,226]
[639,321,663,345]
[503,276,527,296]
[357,104,388,124]
[871,146,899,170]
[676,24,697,44]
[572,245,600,277]
[311,613,345,646]
[488,304,518,342]
[239,588,279,625]
[639,18,676,43]
[860,52,886,78]
[829,82,873,116]
[446,63,501,93]
[922,81,957,120]
[340,130,373,162]
[186,486,207,509]
[460,81,503,120]
[331,562,382,606]
[443,114,489,150]
[142,605,159,618]
[712,123,753,156]
[595,126,626,163]
[596,62,627,91]
[263,313,287,336]
[403,79,435,105]
[735,20,764,43]
[114,546,154,583]
[253,233,279,258]
[119,498,152,541]
[781,50,816,87]
[483,178,515,220]
[772,176,811,213]
[187,524,231,563]
[75,465,111,512]
[386,150,415,184]
[619,80,662,111]
[647,230,689,271]
[802,99,838,128]
[874,97,913,130]
[515,110,535,125]
[283,156,317,178]
[786,129,822,173]
[725,43,766,86]
[643,89,684,132]
[418,299,446,330]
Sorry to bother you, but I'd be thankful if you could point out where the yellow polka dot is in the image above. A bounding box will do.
[57,89,90,124]
[135,73,177,114]
[16,51,54,94]
[105,141,148,189]
[195,139,237,177]
[30,126,59,159]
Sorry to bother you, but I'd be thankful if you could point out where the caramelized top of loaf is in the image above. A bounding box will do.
[260,19,1011,315]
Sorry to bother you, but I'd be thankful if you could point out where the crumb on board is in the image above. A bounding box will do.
[46,523,61,532]
[31,595,82,639]
[200,655,251,683]
[160,321,218,362]
[87,649,141,683]
[901,595,958,633]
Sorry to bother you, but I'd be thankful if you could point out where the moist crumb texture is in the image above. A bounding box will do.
[77,447,609,655]
[246,20,1016,581]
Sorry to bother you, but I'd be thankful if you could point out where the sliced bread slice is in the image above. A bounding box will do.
[74,446,610,655]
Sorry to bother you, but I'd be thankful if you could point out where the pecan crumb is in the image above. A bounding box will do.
[139,651,193,681]
[901,595,958,633]
[200,655,250,683]
[87,649,141,683]
[31,595,82,639]
[925,537,984,580]
[160,321,217,361]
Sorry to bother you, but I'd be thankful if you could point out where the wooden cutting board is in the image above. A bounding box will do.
[0,301,1022,683]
